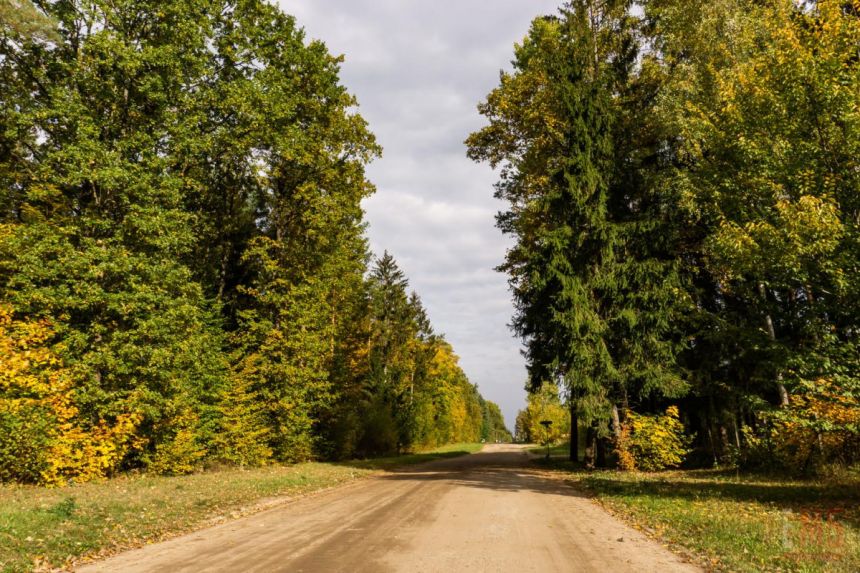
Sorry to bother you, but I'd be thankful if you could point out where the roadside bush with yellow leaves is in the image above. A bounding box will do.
[146,406,207,476]
[615,406,693,471]
[0,304,139,485]
[742,379,860,473]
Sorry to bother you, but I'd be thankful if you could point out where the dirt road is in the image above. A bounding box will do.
[77,444,698,572]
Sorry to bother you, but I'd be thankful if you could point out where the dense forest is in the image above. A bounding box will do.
[0,0,508,485]
[477,0,859,472]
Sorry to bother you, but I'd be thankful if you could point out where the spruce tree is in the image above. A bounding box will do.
[470,1,686,464]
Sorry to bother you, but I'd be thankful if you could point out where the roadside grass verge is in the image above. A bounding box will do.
[346,442,483,471]
[0,443,482,573]
[538,457,860,572]
[527,442,574,457]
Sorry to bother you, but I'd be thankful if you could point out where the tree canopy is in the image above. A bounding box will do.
[0,0,498,484]
[472,0,860,472]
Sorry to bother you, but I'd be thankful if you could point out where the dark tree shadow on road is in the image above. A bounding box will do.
[367,449,592,499]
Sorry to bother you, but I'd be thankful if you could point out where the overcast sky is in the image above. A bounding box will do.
[281,1,562,430]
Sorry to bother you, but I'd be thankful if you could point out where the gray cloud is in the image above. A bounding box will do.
[281,0,562,430]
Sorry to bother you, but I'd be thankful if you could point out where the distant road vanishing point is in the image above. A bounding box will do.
[77,444,699,572]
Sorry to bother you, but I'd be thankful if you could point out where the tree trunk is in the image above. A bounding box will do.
[585,422,598,469]
[569,400,579,462]
[611,404,621,439]
[596,435,608,468]
[706,422,718,467]
[719,424,729,458]
[732,412,742,450]
[706,399,719,466]
[759,282,790,407]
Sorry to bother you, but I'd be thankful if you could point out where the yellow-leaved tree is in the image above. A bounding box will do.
[615,406,692,472]
[516,384,569,445]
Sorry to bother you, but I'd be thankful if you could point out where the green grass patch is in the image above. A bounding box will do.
[527,441,574,457]
[0,443,482,573]
[540,459,860,572]
[346,442,484,471]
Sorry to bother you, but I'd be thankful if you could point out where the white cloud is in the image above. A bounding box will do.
[281,0,562,429]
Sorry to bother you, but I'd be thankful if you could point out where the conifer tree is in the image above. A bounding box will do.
[470,1,687,464]
[364,252,416,453]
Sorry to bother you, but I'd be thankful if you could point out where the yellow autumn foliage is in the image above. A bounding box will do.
[424,342,483,445]
[0,304,138,485]
[146,407,207,476]
[516,383,569,445]
[708,195,843,285]
[747,379,860,470]
[615,406,692,472]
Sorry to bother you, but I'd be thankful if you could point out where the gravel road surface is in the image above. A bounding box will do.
[77,444,699,572]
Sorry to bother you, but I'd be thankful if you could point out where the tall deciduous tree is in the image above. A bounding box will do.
[648,0,860,463]
[0,0,229,472]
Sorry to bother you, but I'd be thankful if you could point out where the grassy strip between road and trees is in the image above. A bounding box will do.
[528,443,572,458]
[0,443,482,573]
[535,453,860,573]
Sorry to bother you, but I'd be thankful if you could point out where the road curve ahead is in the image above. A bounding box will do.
[77,444,698,573]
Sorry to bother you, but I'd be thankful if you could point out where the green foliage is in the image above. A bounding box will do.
[0,402,52,484]
[146,408,207,476]
[211,374,272,468]
[0,0,233,474]
[481,400,512,443]
[0,0,58,41]
[355,395,400,457]
[477,0,860,470]
[647,0,860,466]
[468,0,686,465]
[326,252,489,459]
[0,0,489,483]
